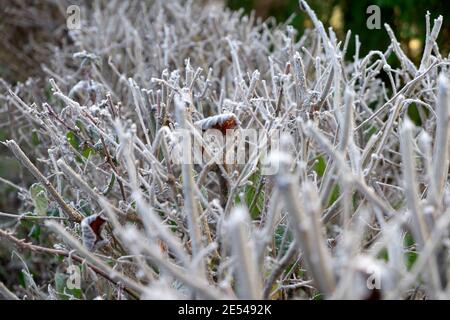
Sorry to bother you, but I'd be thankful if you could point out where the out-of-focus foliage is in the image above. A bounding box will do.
[228,0,450,62]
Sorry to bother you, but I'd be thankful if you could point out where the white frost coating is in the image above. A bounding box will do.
[1,0,449,300]
[227,207,262,300]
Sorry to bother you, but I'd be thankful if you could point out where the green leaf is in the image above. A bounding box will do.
[31,131,41,146]
[17,271,26,288]
[327,184,341,207]
[245,171,264,219]
[67,130,95,159]
[74,155,84,164]
[87,125,100,142]
[81,146,94,158]
[0,130,7,142]
[55,272,82,300]
[30,183,49,216]
[377,247,389,262]
[66,131,81,150]
[75,120,86,132]
[55,273,68,300]
[313,292,325,300]
[28,224,41,241]
[168,219,179,233]
[47,207,60,217]
[274,224,293,256]
[404,232,418,270]
[77,199,92,216]
[44,84,53,101]
[102,172,116,196]
[407,103,422,126]
[364,125,378,140]
[314,156,326,177]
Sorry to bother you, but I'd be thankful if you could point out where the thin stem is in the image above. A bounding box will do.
[4,140,83,222]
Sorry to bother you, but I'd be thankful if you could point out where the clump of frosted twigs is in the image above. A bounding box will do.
[0,0,449,300]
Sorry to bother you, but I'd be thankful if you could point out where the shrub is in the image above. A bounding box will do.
[0,0,449,300]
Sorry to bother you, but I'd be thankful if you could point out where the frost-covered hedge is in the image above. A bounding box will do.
[0,0,449,300]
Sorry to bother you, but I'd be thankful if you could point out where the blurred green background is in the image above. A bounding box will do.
[227,0,450,62]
